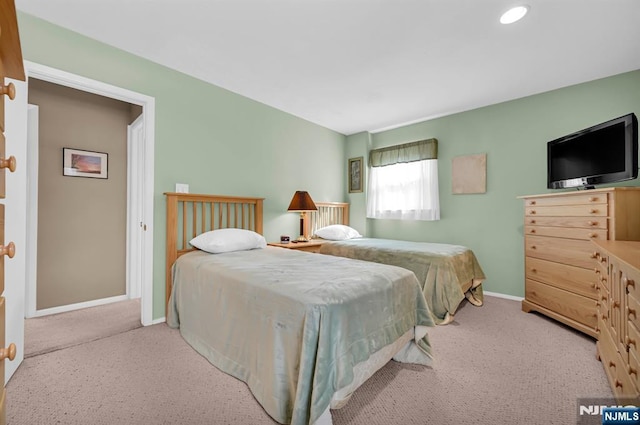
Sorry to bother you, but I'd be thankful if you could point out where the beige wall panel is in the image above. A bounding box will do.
[29,78,130,309]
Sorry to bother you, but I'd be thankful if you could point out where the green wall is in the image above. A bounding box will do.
[17,11,640,310]
[347,69,640,297]
[17,13,347,319]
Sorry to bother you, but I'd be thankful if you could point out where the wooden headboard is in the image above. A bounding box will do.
[164,193,264,313]
[304,202,350,237]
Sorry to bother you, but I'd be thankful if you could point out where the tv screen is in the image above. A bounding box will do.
[547,113,638,189]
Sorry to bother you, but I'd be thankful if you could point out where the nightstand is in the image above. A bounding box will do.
[268,240,327,253]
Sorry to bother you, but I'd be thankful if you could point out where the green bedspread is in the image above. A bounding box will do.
[167,247,434,425]
[318,238,486,324]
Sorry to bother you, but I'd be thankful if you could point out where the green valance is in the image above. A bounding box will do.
[369,138,438,167]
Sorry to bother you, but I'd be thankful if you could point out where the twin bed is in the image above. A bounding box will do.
[164,193,435,425]
[305,202,486,325]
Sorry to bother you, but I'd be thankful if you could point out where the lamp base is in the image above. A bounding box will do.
[295,235,309,242]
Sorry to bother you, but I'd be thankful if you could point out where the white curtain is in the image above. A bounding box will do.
[366,159,440,221]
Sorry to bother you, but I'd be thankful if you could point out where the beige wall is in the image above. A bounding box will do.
[29,78,133,309]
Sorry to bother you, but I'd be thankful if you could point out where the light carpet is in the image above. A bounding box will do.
[8,296,612,424]
[23,298,142,358]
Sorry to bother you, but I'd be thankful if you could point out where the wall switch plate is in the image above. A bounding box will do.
[175,183,189,193]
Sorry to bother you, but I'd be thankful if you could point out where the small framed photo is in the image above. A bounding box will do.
[63,148,108,179]
[348,156,363,193]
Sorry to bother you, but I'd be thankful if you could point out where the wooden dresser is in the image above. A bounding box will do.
[592,240,640,402]
[0,1,25,423]
[520,188,640,338]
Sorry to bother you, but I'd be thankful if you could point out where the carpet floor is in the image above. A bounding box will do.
[7,296,613,424]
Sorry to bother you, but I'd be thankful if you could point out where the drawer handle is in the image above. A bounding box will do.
[529,210,536,215]
[615,380,623,388]
[588,221,598,226]
[591,251,599,259]
[625,277,635,291]
[612,301,620,309]
[609,361,617,369]
[588,197,598,202]
[529,229,536,234]
[626,306,636,319]
[601,257,607,263]
[601,294,607,301]
[601,277,607,283]
[529,219,536,224]
[529,200,536,206]
[530,245,536,250]
[530,268,537,273]
[590,209,598,214]
[626,336,636,349]
[0,82,16,100]
[0,242,15,258]
[0,156,16,172]
[0,343,16,361]
[588,233,597,238]
[594,267,600,274]
[591,282,597,289]
[628,365,637,377]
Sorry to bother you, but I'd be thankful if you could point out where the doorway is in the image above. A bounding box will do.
[23,61,155,326]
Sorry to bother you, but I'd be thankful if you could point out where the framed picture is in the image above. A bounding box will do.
[348,156,363,193]
[63,148,108,179]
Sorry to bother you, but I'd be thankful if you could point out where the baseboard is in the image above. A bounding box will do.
[29,294,130,318]
[483,291,524,302]
[148,317,166,326]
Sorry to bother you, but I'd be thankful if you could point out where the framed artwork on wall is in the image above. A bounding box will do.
[63,148,108,179]
[348,156,363,193]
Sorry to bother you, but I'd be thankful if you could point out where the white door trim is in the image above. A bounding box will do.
[24,61,156,326]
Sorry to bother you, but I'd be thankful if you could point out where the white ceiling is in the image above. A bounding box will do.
[16,0,640,135]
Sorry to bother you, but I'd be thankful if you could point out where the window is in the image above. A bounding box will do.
[366,139,440,221]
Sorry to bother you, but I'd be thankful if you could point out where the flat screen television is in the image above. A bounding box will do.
[547,113,638,189]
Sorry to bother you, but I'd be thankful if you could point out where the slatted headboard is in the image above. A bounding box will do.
[304,202,350,237]
[164,193,264,312]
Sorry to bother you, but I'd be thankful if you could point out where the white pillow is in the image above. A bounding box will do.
[190,228,267,254]
[314,225,362,241]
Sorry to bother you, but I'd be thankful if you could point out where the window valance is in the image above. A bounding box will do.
[369,138,438,167]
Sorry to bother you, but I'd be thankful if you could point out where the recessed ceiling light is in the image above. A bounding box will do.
[500,5,529,24]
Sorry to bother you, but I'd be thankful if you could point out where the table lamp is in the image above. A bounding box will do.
[287,191,317,242]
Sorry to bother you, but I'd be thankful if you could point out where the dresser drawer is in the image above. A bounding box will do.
[525,216,607,229]
[627,294,640,335]
[525,279,597,328]
[523,193,608,207]
[598,316,619,388]
[525,225,607,240]
[0,132,5,199]
[526,235,596,269]
[628,344,640,393]
[526,257,597,299]
[624,267,640,305]
[0,77,4,132]
[0,297,4,388]
[0,204,3,295]
[525,204,608,217]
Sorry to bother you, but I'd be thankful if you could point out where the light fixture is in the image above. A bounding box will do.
[287,191,318,242]
[500,5,529,24]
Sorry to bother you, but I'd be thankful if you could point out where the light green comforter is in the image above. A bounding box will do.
[318,238,486,324]
[167,247,434,425]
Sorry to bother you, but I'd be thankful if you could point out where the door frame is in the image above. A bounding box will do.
[24,61,156,326]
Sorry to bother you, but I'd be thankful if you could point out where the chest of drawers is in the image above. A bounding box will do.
[593,240,640,402]
[0,1,25,422]
[520,188,640,338]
